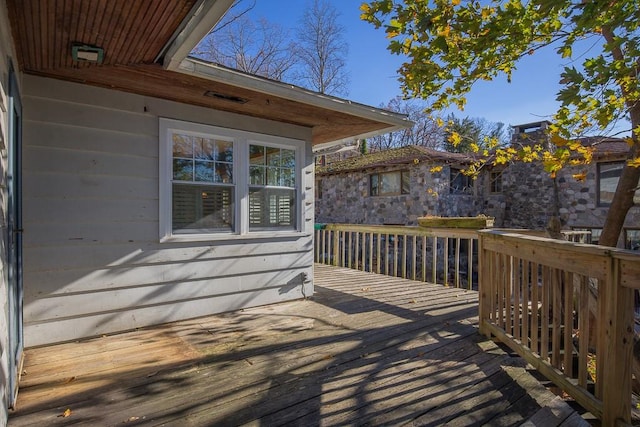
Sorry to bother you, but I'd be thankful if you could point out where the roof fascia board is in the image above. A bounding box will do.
[162,0,235,71]
[178,57,412,132]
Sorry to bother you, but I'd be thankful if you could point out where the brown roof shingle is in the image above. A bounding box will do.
[316,145,475,175]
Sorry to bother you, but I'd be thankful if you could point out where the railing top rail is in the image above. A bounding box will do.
[479,229,640,281]
[321,223,480,239]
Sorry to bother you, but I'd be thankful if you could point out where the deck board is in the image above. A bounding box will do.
[9,265,589,426]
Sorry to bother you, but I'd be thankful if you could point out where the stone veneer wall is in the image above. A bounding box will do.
[317,159,640,241]
[316,163,484,225]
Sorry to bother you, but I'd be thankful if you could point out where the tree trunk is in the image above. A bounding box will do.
[599,153,640,247]
[598,98,640,247]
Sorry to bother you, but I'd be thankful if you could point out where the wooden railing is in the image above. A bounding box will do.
[314,224,479,289]
[478,230,640,426]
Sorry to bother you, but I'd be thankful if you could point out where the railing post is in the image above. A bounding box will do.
[478,233,491,338]
[600,257,633,426]
[332,229,339,266]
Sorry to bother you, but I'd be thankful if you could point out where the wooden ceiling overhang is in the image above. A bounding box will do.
[6,0,411,146]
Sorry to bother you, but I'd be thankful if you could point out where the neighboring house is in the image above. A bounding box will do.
[315,145,484,225]
[0,0,410,418]
[316,121,640,248]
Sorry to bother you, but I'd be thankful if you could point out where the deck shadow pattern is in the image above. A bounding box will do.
[8,265,589,426]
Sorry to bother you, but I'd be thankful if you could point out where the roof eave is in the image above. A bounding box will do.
[177,57,412,145]
[161,0,236,71]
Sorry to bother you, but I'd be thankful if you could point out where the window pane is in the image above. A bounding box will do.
[194,137,215,160]
[370,174,379,196]
[250,165,265,185]
[267,167,280,186]
[249,187,295,230]
[172,184,234,233]
[599,163,621,205]
[401,171,410,194]
[282,168,294,187]
[250,145,265,165]
[266,147,281,166]
[173,159,193,181]
[216,162,233,183]
[215,140,233,162]
[173,134,192,157]
[281,149,295,168]
[380,172,400,194]
[194,160,214,182]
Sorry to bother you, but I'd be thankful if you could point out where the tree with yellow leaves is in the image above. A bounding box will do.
[361,0,640,247]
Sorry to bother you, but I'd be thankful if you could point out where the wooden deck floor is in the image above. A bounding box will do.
[9,265,589,426]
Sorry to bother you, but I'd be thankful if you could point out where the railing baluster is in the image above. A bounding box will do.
[513,257,521,341]
[368,232,373,273]
[531,262,539,355]
[578,275,589,389]
[552,268,562,369]
[541,266,550,362]
[402,235,407,278]
[422,235,427,283]
[522,260,530,348]
[354,231,360,270]
[432,236,438,284]
[393,234,399,278]
[376,233,381,274]
[563,271,574,378]
[412,235,417,281]
[455,237,461,288]
[468,238,474,290]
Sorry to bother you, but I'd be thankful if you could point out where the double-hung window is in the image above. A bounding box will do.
[160,118,302,240]
[248,144,296,231]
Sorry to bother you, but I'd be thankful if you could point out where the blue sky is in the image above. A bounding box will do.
[244,0,567,128]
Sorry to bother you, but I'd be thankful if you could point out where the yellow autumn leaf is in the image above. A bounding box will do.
[62,408,72,418]
[452,0,461,5]
[430,165,443,173]
[625,137,635,147]
[550,134,569,146]
[413,158,420,164]
[448,131,462,147]
[627,157,640,168]
[572,172,587,182]
[436,117,444,127]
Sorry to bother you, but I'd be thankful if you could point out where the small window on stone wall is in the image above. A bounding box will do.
[450,168,473,195]
[598,161,640,206]
[370,170,410,196]
[490,170,503,193]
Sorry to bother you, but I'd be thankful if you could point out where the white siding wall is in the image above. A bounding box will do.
[22,75,315,347]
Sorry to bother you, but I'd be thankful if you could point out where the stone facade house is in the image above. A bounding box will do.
[315,145,485,226]
[316,121,640,249]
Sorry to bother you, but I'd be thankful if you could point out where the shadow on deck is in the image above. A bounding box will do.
[9,265,589,426]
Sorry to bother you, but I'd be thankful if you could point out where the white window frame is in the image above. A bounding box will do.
[159,118,304,242]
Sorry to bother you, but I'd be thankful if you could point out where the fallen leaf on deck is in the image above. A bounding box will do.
[361,287,370,292]
[409,299,417,303]
[59,408,72,418]
[65,376,76,384]
[322,354,334,360]
[125,416,140,422]
[146,371,159,378]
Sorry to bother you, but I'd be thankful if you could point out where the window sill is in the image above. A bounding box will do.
[160,230,311,243]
